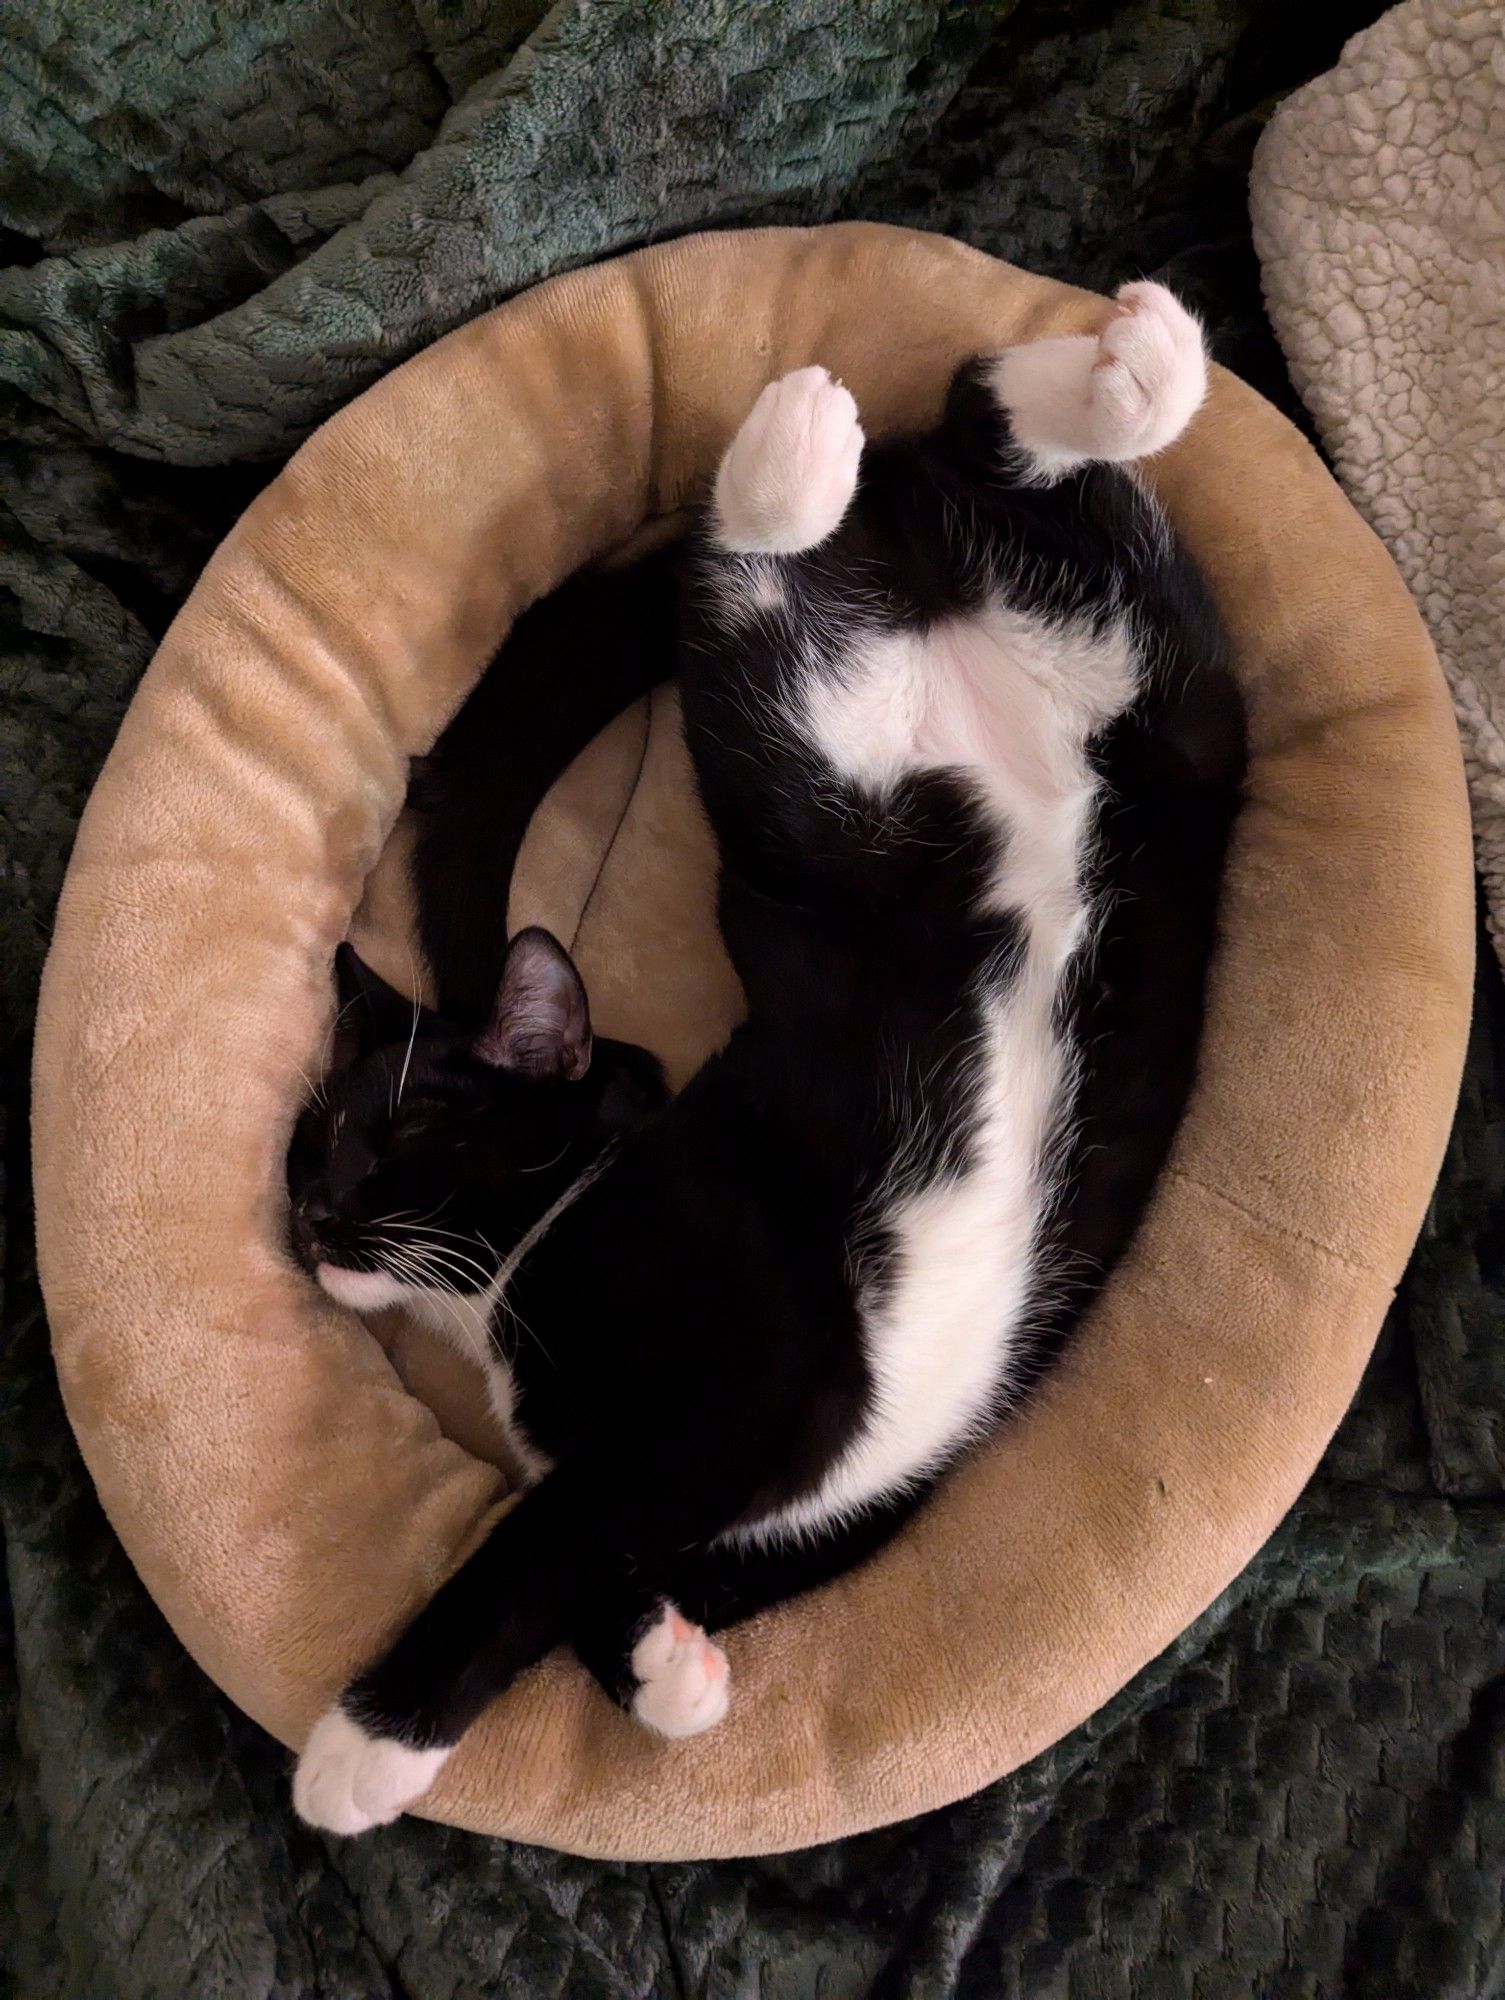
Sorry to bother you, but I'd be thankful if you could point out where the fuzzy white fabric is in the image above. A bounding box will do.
[1251,1,1505,956]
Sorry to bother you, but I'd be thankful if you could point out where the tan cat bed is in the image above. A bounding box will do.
[31,224,1473,1860]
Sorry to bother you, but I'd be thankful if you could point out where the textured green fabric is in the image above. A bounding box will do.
[4,3,1502,1995]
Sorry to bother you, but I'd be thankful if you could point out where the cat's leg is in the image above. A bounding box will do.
[292,1466,716,1834]
[567,1492,920,1738]
[713,366,865,555]
[571,1587,731,1740]
[990,281,1207,482]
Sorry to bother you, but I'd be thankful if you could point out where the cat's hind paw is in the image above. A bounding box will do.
[628,1604,731,1739]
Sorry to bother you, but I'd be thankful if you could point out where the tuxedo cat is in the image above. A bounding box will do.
[288,283,1245,1834]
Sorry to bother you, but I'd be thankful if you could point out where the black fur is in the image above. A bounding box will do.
[287,355,1246,1761]
[408,547,680,1025]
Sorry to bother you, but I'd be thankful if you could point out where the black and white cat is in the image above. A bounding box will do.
[287,282,1245,1834]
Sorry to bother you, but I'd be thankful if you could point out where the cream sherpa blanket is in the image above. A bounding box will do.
[1252,1,1504,955]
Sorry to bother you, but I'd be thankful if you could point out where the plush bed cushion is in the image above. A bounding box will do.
[31,224,1472,1859]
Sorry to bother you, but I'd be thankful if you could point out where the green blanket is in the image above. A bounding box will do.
[5,4,1502,1994]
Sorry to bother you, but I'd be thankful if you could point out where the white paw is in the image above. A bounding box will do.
[992,281,1207,478]
[628,1605,731,1740]
[1087,281,1208,460]
[292,1706,451,1835]
[713,366,864,555]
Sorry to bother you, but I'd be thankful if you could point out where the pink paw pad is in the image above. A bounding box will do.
[629,1602,732,1739]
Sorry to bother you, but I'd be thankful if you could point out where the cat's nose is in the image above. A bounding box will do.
[296,1191,334,1227]
[290,1193,333,1268]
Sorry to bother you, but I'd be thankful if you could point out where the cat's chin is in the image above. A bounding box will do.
[314,1264,410,1313]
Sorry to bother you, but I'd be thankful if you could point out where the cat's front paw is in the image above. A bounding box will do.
[1086,282,1207,461]
[992,281,1207,478]
[628,1604,731,1739]
[713,366,864,556]
[292,1705,451,1835]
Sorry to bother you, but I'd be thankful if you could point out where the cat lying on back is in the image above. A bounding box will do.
[287,283,1245,1834]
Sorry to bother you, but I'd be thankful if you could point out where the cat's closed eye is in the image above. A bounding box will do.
[390,1104,441,1141]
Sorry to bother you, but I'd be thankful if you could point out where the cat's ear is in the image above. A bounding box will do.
[475,928,592,1082]
[334,943,426,1055]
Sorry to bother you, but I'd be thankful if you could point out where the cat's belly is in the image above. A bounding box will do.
[734,596,1119,1543]
[742,978,1065,1542]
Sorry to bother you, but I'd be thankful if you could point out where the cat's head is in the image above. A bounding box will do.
[286,929,664,1313]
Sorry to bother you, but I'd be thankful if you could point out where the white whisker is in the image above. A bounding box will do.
[399,1241,494,1289]
[366,1226,496,1295]
[396,978,421,1107]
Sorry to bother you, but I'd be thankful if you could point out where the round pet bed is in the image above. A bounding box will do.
[31,224,1473,1860]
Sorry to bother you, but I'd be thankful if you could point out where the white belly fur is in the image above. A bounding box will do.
[747,600,1138,1541]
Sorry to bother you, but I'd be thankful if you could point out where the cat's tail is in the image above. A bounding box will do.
[410,544,680,1027]
[990,281,1208,484]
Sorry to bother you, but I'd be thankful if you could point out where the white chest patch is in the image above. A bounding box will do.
[748,599,1139,1541]
[404,1280,553,1489]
